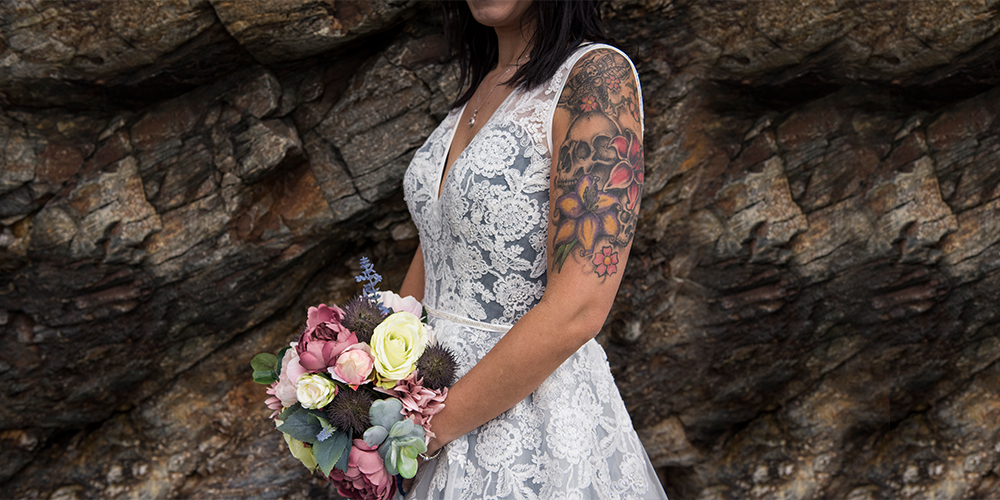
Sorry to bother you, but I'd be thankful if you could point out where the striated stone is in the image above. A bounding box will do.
[3,1,1000,499]
[317,54,431,152]
[302,131,367,223]
[232,118,303,184]
[210,0,414,64]
[28,206,77,252]
[714,158,808,263]
[865,157,957,264]
[72,158,162,263]
[0,0,230,107]
[638,416,699,468]
[222,68,281,119]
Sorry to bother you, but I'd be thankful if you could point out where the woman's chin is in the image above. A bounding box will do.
[467,0,533,29]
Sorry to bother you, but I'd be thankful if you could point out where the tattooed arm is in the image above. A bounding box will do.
[423,48,643,454]
[550,48,643,278]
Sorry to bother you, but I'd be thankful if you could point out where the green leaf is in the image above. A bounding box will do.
[363,425,389,448]
[398,447,419,479]
[278,403,302,421]
[369,398,404,429]
[275,346,291,377]
[252,369,277,385]
[251,353,279,372]
[554,240,578,272]
[382,442,400,476]
[334,429,353,473]
[277,407,324,444]
[313,430,351,476]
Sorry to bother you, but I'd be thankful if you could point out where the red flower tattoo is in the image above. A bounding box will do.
[593,246,619,277]
[580,95,598,112]
[603,129,644,212]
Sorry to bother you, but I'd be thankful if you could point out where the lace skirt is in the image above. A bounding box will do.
[403,309,668,500]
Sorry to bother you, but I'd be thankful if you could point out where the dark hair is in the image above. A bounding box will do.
[441,1,611,107]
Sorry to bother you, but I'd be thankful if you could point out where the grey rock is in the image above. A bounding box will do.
[3,2,1000,499]
[210,0,414,64]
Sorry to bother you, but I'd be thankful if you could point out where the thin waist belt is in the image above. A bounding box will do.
[424,306,512,333]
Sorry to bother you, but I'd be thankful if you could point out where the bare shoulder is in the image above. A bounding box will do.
[550,46,644,279]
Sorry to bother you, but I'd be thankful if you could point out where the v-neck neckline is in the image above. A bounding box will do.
[434,86,520,201]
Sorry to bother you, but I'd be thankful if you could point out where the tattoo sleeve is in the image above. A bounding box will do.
[551,50,643,278]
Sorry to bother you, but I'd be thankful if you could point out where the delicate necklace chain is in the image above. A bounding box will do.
[468,56,528,128]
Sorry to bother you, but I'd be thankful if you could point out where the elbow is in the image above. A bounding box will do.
[573,310,609,344]
[539,297,610,349]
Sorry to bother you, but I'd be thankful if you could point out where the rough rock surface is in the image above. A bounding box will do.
[1,1,998,499]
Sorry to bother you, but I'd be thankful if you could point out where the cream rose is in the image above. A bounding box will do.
[295,373,337,409]
[371,311,428,386]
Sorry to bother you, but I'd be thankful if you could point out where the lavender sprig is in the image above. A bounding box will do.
[356,257,391,315]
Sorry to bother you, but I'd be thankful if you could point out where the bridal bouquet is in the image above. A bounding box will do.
[251,258,456,500]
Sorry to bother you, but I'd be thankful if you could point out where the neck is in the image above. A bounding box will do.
[493,16,534,68]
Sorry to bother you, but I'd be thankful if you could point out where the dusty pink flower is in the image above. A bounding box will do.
[265,344,308,417]
[297,304,358,372]
[329,343,374,389]
[378,291,422,317]
[329,439,396,500]
[378,373,447,439]
[307,303,346,330]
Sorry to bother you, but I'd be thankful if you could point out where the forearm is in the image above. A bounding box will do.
[426,292,611,452]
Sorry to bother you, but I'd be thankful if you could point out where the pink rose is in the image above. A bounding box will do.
[329,440,396,500]
[297,304,358,372]
[329,343,374,388]
[378,291,422,317]
[265,344,308,417]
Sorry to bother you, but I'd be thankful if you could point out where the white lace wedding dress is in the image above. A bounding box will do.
[402,43,668,500]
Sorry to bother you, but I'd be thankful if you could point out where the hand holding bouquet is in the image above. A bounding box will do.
[251,258,456,500]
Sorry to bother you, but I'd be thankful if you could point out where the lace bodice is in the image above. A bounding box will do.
[404,43,642,326]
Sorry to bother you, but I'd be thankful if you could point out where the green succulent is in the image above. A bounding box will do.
[362,398,428,478]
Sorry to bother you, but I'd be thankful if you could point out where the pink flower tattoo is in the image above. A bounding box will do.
[580,95,598,112]
[592,246,619,277]
[604,129,644,212]
[606,75,621,90]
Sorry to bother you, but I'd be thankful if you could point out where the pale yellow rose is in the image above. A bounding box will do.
[371,311,428,387]
[295,373,337,409]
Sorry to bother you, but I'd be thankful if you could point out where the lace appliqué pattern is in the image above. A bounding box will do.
[402,44,667,500]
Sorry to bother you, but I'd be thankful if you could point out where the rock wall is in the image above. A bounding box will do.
[1,1,998,499]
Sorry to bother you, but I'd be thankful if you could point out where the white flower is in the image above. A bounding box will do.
[295,373,337,409]
[371,311,428,387]
[378,291,423,317]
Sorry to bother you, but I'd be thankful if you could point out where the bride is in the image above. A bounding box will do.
[398,1,667,498]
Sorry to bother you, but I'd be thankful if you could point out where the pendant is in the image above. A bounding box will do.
[468,111,477,127]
